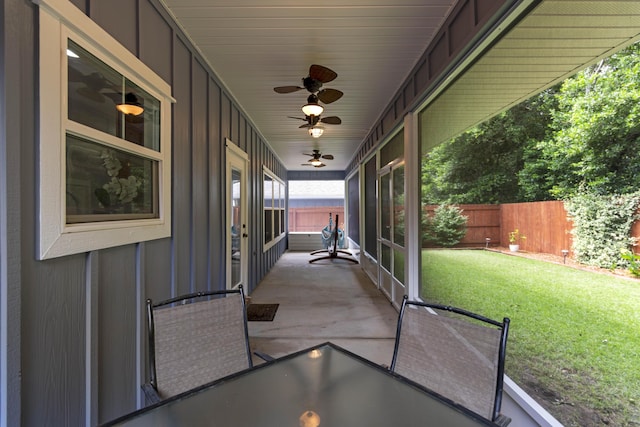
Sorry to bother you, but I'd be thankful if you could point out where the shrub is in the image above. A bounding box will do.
[564,191,640,269]
[620,249,640,277]
[422,204,468,247]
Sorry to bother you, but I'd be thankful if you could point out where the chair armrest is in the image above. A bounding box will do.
[494,414,511,426]
[141,383,162,406]
[253,350,275,362]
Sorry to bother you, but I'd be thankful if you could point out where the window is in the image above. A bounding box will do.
[263,167,285,249]
[364,156,378,259]
[37,0,173,259]
[346,172,360,245]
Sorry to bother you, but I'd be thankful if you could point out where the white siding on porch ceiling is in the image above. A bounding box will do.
[159,0,457,171]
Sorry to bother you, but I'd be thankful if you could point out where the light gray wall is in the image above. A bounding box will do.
[1,0,285,425]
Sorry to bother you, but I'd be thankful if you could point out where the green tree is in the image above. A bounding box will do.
[422,204,468,247]
[526,43,640,199]
[422,92,554,204]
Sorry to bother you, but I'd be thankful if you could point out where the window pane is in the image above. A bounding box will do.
[380,173,391,241]
[364,157,377,259]
[280,210,285,235]
[393,165,405,247]
[274,209,280,236]
[122,78,161,150]
[68,40,121,137]
[264,209,273,242]
[381,243,391,272]
[67,40,160,151]
[347,173,360,245]
[264,174,273,208]
[66,134,158,223]
[280,186,285,213]
[394,248,405,285]
[273,180,280,208]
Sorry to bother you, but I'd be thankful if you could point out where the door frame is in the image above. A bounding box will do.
[225,139,249,290]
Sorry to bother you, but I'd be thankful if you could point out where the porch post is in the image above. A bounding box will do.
[404,113,421,301]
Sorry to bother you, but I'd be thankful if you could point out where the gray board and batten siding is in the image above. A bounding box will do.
[3,0,285,425]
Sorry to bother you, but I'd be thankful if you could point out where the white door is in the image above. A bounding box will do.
[226,140,249,290]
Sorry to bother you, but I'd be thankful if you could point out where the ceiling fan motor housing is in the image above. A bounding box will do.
[303,77,323,93]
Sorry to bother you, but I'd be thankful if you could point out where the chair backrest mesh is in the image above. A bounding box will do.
[152,292,250,398]
[393,305,502,420]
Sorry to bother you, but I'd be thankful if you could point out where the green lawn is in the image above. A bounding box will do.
[421,249,640,426]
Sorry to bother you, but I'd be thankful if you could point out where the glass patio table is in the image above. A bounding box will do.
[102,342,498,427]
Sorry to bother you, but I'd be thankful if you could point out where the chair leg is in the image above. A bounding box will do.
[494,414,511,426]
[141,383,162,405]
[253,350,275,362]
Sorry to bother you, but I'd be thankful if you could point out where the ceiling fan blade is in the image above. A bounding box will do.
[309,64,337,83]
[321,154,334,160]
[274,86,304,94]
[103,92,123,104]
[317,88,343,104]
[299,124,311,129]
[320,116,342,125]
[287,116,307,121]
[68,67,86,82]
[315,163,326,168]
[76,86,105,103]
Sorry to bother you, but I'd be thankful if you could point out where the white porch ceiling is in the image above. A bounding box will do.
[159,0,640,172]
[159,0,456,171]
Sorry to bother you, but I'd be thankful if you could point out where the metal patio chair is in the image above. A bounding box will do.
[390,296,511,426]
[142,285,269,404]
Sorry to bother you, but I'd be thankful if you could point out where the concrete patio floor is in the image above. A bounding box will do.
[247,251,564,426]
[248,251,397,366]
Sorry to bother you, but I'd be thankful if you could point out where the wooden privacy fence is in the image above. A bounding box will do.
[424,201,574,256]
[289,207,345,233]
[500,201,573,256]
[423,204,501,248]
[294,202,638,257]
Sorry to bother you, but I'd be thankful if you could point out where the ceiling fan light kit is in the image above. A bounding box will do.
[309,127,324,138]
[116,92,144,116]
[301,102,323,117]
[301,149,334,168]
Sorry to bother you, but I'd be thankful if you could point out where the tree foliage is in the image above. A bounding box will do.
[527,42,640,199]
[564,192,640,268]
[423,42,640,203]
[422,90,556,204]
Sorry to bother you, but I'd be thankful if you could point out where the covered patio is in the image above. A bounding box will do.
[3,0,640,425]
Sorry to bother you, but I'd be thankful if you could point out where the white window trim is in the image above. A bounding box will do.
[36,0,174,259]
[263,166,286,251]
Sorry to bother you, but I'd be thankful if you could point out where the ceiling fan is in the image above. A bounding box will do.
[274,64,343,105]
[288,115,342,129]
[301,149,334,168]
[68,67,145,118]
[68,68,118,103]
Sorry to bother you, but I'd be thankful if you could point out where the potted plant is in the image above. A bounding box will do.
[508,229,526,252]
